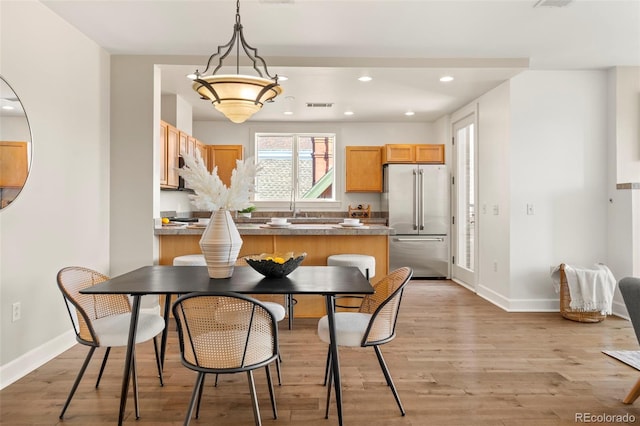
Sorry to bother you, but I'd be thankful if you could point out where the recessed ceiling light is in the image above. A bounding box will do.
[278,75,289,81]
[358,76,372,82]
[186,73,198,80]
[344,111,354,116]
[404,111,415,116]
[440,76,454,83]
[283,111,293,115]
[2,105,14,110]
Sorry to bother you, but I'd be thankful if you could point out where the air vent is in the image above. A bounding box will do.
[533,0,573,7]
[306,103,334,108]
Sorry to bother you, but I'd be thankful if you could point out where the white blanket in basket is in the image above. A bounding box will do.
[550,263,616,314]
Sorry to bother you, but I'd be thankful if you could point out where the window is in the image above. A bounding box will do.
[254,133,335,202]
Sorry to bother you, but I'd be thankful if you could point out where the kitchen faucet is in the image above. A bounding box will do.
[290,186,300,217]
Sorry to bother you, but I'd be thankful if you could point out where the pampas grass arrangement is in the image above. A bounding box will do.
[178,150,260,211]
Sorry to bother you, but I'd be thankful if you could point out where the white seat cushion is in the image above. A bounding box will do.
[261,302,286,322]
[173,254,206,266]
[317,312,372,347]
[327,254,376,279]
[92,312,165,347]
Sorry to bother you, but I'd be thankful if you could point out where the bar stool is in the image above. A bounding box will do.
[327,254,376,281]
[173,254,206,266]
[327,254,376,310]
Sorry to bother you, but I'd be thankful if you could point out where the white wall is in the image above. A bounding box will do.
[0,0,110,387]
[475,82,512,306]
[509,71,609,309]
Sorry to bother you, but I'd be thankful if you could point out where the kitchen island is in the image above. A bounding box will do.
[155,222,392,317]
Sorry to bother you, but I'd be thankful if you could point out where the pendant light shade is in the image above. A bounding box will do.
[193,75,282,124]
[190,0,282,124]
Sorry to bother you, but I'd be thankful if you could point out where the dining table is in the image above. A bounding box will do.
[80,264,374,426]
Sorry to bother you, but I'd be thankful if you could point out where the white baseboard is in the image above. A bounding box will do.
[451,279,631,319]
[0,330,76,390]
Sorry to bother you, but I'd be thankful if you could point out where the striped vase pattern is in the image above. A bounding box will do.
[199,209,243,278]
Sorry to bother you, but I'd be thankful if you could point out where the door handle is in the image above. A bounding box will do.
[418,169,424,231]
[413,169,419,230]
[394,237,445,242]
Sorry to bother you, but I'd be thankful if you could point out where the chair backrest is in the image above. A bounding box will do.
[57,266,131,346]
[619,276,640,345]
[172,292,278,371]
[359,267,413,346]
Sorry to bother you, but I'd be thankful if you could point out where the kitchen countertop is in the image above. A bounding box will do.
[155,223,393,236]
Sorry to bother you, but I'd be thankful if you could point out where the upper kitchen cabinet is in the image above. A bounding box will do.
[345,146,382,192]
[208,145,243,187]
[160,122,209,189]
[415,144,445,163]
[160,121,180,189]
[0,141,28,188]
[382,144,414,163]
[382,144,445,164]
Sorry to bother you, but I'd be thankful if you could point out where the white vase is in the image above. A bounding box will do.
[199,209,243,278]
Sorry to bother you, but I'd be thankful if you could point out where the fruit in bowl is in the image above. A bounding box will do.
[244,252,306,278]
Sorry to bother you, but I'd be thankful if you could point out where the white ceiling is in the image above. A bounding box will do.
[41,0,640,123]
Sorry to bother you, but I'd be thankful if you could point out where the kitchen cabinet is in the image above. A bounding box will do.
[160,121,180,189]
[159,122,168,186]
[382,144,445,164]
[0,141,28,188]
[160,122,210,189]
[345,146,382,192]
[208,145,243,187]
[158,232,389,318]
[415,144,445,163]
[195,138,207,163]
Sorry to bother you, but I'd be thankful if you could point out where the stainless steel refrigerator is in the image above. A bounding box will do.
[382,164,450,278]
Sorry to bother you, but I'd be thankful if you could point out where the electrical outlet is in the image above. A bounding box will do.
[12,302,21,322]
[527,203,534,215]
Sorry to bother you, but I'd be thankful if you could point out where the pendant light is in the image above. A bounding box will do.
[190,0,282,123]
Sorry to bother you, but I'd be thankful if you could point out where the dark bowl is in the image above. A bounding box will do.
[244,252,307,278]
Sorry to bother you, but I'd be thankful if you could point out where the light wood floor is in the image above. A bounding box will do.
[2,280,640,425]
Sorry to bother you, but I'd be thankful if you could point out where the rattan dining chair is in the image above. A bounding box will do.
[214,299,285,387]
[618,276,640,404]
[317,266,413,417]
[56,266,165,420]
[172,292,280,426]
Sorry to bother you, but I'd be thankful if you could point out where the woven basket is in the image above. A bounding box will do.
[559,263,606,323]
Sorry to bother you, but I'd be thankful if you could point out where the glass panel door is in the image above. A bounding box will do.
[451,114,477,288]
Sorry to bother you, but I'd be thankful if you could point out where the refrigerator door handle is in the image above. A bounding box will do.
[394,237,445,242]
[413,169,419,230]
[418,169,424,231]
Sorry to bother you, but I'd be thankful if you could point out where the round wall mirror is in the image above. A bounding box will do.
[0,75,32,209]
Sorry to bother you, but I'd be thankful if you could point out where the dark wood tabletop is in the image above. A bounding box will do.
[80,265,374,296]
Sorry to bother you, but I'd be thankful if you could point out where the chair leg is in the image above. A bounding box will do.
[153,335,164,386]
[214,373,219,387]
[184,372,205,426]
[265,364,278,419]
[325,355,333,419]
[323,346,332,386]
[247,370,263,426]
[274,355,282,386]
[95,347,110,388]
[195,374,206,419]
[623,376,640,404]
[59,346,97,419]
[373,345,405,416]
